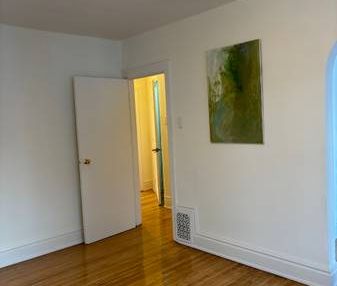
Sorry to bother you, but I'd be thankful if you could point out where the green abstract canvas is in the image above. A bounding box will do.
[207,40,263,144]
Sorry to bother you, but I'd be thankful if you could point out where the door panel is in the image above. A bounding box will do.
[152,80,165,206]
[74,77,136,244]
[148,82,159,202]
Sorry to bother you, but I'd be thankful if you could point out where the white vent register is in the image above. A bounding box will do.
[175,207,195,244]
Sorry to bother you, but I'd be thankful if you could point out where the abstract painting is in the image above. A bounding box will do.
[207,39,263,144]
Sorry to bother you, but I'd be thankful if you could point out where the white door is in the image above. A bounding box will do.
[74,77,136,244]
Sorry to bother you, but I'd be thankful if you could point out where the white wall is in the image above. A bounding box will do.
[0,0,336,283]
[0,24,122,258]
[124,0,337,283]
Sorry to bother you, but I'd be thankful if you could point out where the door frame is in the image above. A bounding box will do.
[152,79,165,206]
[125,60,177,237]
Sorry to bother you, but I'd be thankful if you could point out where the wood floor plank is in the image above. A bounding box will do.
[0,191,303,286]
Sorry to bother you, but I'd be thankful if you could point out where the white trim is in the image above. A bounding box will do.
[190,234,333,286]
[192,202,328,273]
[125,60,178,239]
[175,204,333,285]
[0,230,83,268]
[196,231,328,271]
[124,60,171,79]
[142,180,153,190]
[326,42,337,274]
[133,80,145,193]
[128,81,142,226]
[331,268,337,286]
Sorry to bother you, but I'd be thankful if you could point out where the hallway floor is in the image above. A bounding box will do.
[0,191,303,286]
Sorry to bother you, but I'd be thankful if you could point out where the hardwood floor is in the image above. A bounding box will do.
[0,191,303,286]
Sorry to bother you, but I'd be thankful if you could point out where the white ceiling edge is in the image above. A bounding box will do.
[0,0,236,40]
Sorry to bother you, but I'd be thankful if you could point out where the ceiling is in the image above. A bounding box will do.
[0,0,235,40]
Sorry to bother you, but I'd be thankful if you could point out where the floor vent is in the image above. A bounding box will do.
[175,207,195,244]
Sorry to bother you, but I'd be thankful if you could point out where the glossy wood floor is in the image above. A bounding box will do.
[0,191,303,286]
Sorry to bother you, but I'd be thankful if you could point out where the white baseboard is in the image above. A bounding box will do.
[185,233,333,286]
[142,180,153,191]
[331,268,337,286]
[164,196,172,209]
[0,230,83,268]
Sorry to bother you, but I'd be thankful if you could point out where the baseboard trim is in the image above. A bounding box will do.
[331,267,337,286]
[164,196,172,209]
[142,180,153,191]
[0,230,83,268]
[186,233,333,286]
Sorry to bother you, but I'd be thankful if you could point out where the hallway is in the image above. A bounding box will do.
[0,191,302,286]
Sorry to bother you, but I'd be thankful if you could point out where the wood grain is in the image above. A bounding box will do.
[0,191,303,286]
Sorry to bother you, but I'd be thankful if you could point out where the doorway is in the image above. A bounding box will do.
[74,70,175,245]
[133,74,172,210]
